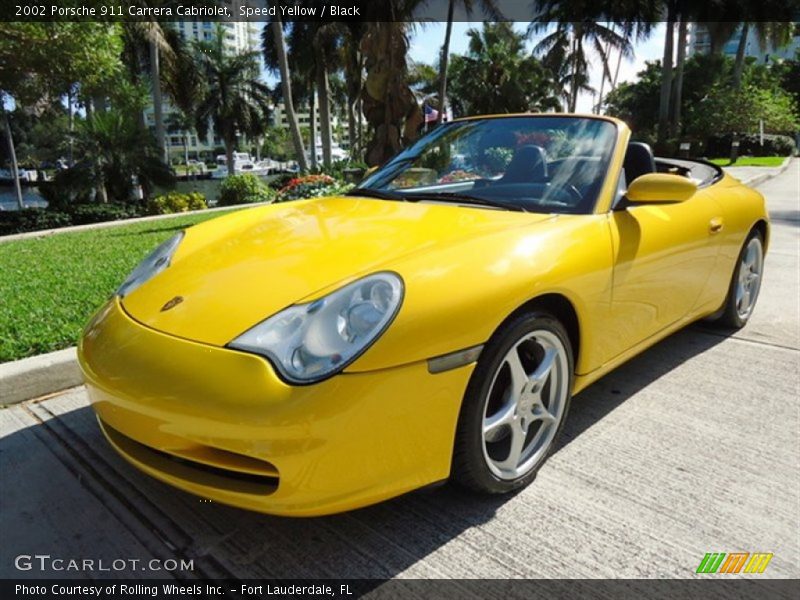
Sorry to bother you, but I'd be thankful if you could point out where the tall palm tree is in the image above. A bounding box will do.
[263,17,308,172]
[531,19,632,113]
[162,41,203,166]
[436,0,502,124]
[732,22,794,88]
[194,26,272,177]
[0,93,23,209]
[121,22,182,161]
[358,1,429,166]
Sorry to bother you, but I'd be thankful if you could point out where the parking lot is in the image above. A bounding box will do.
[1,162,798,582]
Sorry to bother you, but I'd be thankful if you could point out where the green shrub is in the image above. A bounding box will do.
[705,133,796,158]
[275,174,353,202]
[218,174,275,206]
[147,191,207,215]
[0,208,72,236]
[69,203,145,224]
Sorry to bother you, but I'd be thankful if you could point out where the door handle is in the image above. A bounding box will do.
[709,218,724,234]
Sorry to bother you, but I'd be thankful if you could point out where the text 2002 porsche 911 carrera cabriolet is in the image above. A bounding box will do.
[79,115,768,516]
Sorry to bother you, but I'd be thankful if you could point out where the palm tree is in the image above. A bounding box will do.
[263,17,308,172]
[61,109,174,203]
[162,42,203,167]
[194,26,272,177]
[121,22,183,161]
[436,0,502,124]
[732,22,794,88]
[0,92,23,209]
[449,23,561,115]
[531,19,632,113]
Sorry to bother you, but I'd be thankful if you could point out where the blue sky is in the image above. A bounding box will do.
[407,22,666,112]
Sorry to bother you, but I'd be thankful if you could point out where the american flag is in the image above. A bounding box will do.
[424,104,439,123]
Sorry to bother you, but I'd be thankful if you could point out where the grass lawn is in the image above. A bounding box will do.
[709,156,787,167]
[0,209,241,363]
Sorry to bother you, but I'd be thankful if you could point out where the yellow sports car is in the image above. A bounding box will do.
[79,115,768,516]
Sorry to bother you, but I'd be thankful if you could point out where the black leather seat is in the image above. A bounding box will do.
[623,142,656,184]
[500,145,548,184]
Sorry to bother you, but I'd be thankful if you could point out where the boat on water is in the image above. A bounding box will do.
[211,153,298,178]
[0,168,40,185]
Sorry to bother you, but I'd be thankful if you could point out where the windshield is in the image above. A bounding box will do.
[356,116,618,214]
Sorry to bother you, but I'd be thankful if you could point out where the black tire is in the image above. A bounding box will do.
[451,311,574,494]
[714,231,765,329]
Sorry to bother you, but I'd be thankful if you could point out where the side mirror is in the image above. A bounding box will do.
[625,173,697,204]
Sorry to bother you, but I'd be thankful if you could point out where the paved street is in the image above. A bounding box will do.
[1,162,798,582]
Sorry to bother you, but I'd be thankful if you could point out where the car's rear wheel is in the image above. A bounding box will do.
[715,232,764,329]
[452,312,573,494]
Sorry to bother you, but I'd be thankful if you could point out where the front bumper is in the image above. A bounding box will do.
[78,298,474,516]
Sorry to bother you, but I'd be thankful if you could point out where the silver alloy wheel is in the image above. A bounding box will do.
[481,330,569,480]
[735,237,764,320]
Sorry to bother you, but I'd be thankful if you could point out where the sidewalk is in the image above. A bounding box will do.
[723,156,795,187]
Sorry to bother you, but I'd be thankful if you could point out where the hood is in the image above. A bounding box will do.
[121,196,553,346]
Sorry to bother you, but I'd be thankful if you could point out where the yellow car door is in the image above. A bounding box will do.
[604,185,723,362]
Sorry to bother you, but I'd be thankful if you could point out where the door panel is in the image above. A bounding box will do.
[604,190,723,361]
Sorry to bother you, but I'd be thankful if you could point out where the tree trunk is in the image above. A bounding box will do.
[67,87,75,167]
[225,134,235,177]
[98,180,109,204]
[436,0,455,124]
[671,17,688,139]
[732,23,750,89]
[150,40,166,162]
[315,42,333,169]
[570,35,581,112]
[309,84,318,170]
[658,9,676,145]
[611,43,624,92]
[1,103,24,210]
[272,19,308,173]
[183,133,190,178]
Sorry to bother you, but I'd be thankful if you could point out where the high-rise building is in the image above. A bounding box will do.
[688,22,800,64]
[144,7,263,162]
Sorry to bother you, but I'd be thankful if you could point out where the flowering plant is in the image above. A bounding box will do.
[438,169,481,184]
[276,174,353,202]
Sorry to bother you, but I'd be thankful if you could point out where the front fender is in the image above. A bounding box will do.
[346,214,615,375]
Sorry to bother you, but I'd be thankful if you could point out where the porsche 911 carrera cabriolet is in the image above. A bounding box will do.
[79,114,768,516]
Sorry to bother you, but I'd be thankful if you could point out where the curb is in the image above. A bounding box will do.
[0,202,269,244]
[0,347,82,406]
[726,156,795,188]
[1,159,795,407]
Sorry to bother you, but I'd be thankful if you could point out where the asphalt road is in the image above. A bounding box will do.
[1,162,798,583]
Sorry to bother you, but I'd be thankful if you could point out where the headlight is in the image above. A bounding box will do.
[117,232,184,297]
[228,272,404,384]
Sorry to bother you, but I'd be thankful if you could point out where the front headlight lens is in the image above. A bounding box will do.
[117,232,184,297]
[228,272,404,384]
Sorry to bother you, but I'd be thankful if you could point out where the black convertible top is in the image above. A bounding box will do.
[654,157,723,188]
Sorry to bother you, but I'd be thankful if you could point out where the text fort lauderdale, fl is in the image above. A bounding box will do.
[16,583,355,596]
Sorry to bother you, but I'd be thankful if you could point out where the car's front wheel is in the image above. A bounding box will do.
[452,312,573,494]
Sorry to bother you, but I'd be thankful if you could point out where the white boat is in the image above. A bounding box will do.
[211,152,272,178]
[306,140,349,164]
[0,168,39,183]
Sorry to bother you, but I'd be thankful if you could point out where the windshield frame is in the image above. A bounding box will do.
[355,114,623,215]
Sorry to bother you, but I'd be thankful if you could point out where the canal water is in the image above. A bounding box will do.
[0,176,280,211]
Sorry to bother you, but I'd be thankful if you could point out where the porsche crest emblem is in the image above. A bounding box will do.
[160,296,184,312]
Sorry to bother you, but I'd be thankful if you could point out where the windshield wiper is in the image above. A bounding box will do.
[346,187,407,201]
[403,191,528,213]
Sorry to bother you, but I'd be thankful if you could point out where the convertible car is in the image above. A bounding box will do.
[79,114,768,516]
